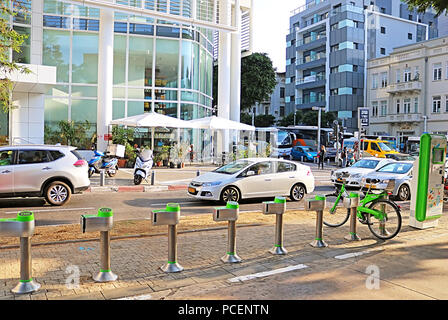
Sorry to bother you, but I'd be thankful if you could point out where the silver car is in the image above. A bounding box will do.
[0,145,90,206]
[331,157,395,190]
[361,161,413,201]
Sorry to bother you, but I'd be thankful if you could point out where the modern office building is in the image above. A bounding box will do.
[1,0,252,158]
[366,35,448,147]
[252,72,286,122]
[286,0,439,132]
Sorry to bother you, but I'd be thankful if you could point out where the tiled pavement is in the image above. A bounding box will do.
[1,209,448,300]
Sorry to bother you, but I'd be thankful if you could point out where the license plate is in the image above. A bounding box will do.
[188,187,196,193]
[365,184,376,189]
[337,178,343,182]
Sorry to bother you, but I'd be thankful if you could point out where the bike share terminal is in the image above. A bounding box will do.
[410,133,447,229]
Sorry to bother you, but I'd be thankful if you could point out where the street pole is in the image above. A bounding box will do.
[317,107,322,152]
[357,107,361,161]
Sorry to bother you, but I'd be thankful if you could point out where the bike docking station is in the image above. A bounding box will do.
[262,196,288,255]
[213,201,242,263]
[151,203,184,273]
[410,133,447,229]
[344,192,361,241]
[80,208,118,282]
[0,211,41,294]
[305,195,328,248]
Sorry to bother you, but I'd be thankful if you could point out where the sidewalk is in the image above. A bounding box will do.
[1,207,448,300]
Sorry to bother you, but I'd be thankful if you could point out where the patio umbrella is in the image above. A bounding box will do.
[110,112,199,149]
[186,116,255,131]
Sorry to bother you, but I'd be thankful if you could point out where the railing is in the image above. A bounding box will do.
[331,4,364,15]
[296,52,326,64]
[296,33,326,46]
[387,81,422,93]
[291,0,328,16]
[296,95,326,105]
[296,74,326,85]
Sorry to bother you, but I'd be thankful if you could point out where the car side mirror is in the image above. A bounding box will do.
[246,170,255,177]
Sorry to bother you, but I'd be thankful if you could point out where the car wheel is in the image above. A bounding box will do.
[107,169,117,177]
[45,181,72,206]
[397,184,410,201]
[290,183,306,201]
[220,186,240,203]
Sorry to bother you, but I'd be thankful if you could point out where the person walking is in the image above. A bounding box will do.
[318,145,326,170]
[341,147,347,168]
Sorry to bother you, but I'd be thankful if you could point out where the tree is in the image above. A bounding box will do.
[253,114,276,127]
[212,52,277,115]
[277,111,303,127]
[403,0,448,16]
[301,110,337,127]
[0,0,31,112]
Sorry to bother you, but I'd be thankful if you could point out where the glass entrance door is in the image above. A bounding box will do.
[0,111,8,146]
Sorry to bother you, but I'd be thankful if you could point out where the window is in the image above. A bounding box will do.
[396,69,401,83]
[380,7,385,13]
[408,14,413,21]
[380,48,386,55]
[247,161,274,175]
[433,96,441,113]
[17,150,50,164]
[433,63,442,81]
[372,73,378,89]
[49,151,65,161]
[408,33,412,40]
[404,98,411,114]
[414,66,420,80]
[280,87,285,99]
[414,97,419,113]
[372,101,378,117]
[396,99,401,114]
[380,27,385,34]
[371,143,380,152]
[277,162,296,173]
[280,106,285,117]
[446,96,448,112]
[380,101,387,116]
[0,150,14,166]
[380,72,388,87]
[404,68,412,82]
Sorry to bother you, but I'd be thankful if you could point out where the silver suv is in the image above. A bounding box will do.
[0,145,90,206]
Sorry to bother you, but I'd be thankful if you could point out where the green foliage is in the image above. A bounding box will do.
[240,113,276,127]
[44,120,94,149]
[111,125,135,145]
[403,0,448,16]
[277,111,303,127]
[125,142,136,162]
[301,110,337,127]
[1,0,31,113]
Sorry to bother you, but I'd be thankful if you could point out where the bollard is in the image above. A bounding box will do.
[263,196,287,255]
[151,170,155,185]
[327,158,330,165]
[379,202,390,237]
[213,202,241,263]
[0,211,41,294]
[344,192,361,241]
[151,203,183,272]
[305,196,328,248]
[81,207,118,282]
[100,169,105,186]
[301,156,304,162]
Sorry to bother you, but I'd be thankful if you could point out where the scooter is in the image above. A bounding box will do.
[134,148,153,185]
[88,150,119,178]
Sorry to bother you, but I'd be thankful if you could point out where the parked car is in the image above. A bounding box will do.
[361,139,400,158]
[0,145,90,206]
[187,158,315,203]
[361,161,414,201]
[291,145,317,161]
[326,147,337,161]
[331,157,395,190]
[385,153,416,161]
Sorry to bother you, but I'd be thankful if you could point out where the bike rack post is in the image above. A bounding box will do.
[81,208,118,282]
[100,169,105,186]
[151,170,155,185]
[151,203,183,272]
[0,211,41,294]
[305,196,328,248]
[344,192,361,241]
[262,197,287,255]
[213,202,241,263]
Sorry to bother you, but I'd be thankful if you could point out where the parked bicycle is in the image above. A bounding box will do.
[323,176,402,240]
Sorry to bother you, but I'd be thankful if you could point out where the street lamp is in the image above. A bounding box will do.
[312,106,325,152]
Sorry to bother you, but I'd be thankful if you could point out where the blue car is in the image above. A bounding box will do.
[291,145,318,161]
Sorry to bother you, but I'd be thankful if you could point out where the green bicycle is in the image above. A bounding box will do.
[323,179,402,240]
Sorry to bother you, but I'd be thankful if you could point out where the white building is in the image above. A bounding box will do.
[252,72,286,122]
[366,35,448,147]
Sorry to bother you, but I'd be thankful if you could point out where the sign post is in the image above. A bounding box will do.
[357,108,369,160]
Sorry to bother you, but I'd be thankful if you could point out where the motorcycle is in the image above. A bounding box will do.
[134,148,153,185]
[88,150,119,178]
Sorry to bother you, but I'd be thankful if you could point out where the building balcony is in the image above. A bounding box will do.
[296,54,326,70]
[296,36,327,52]
[386,81,422,94]
[296,74,326,89]
[371,113,422,124]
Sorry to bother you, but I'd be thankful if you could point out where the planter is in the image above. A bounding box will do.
[181,162,185,168]
[117,159,127,168]
[177,163,182,168]
[170,162,175,168]
[163,159,169,167]
[156,161,162,167]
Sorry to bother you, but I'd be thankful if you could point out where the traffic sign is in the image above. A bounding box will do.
[359,108,369,127]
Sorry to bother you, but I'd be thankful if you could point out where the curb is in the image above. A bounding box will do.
[86,185,171,193]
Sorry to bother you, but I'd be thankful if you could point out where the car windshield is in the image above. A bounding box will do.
[214,160,253,175]
[302,147,316,152]
[377,162,412,174]
[378,142,392,151]
[351,159,379,169]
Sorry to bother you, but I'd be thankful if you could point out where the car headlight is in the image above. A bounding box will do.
[202,181,222,187]
[361,177,367,184]
[381,179,390,185]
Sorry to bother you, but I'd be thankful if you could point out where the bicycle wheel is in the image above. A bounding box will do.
[323,193,350,227]
[366,199,402,240]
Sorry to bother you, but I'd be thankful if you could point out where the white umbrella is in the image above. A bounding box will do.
[110,112,199,149]
[187,116,255,131]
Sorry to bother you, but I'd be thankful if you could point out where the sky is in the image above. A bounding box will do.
[252,0,306,73]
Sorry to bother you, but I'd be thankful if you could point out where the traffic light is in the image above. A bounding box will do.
[338,124,344,142]
[333,121,338,140]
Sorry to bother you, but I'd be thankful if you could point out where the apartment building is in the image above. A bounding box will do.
[252,72,286,122]
[285,0,439,132]
[366,36,448,146]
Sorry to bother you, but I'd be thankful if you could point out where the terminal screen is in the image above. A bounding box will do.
[432,148,445,164]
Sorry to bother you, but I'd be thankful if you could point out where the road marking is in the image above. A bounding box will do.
[228,264,308,283]
[4,207,95,215]
[115,294,152,300]
[152,201,199,206]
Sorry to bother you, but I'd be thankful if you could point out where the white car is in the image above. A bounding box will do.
[331,157,395,190]
[188,158,315,202]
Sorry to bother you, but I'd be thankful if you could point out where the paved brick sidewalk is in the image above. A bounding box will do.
[1,209,447,300]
